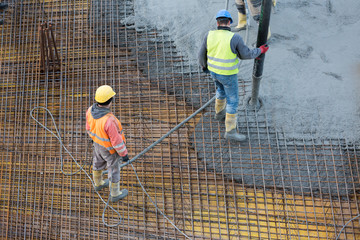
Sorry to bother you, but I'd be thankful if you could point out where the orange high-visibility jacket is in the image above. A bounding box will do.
[86,106,127,156]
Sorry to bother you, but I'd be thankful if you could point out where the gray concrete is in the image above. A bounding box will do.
[133,0,360,141]
[192,110,359,196]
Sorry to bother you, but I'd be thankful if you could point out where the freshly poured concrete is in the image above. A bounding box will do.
[133,0,360,141]
[99,0,360,196]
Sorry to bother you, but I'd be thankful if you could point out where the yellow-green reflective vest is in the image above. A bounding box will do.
[207,30,239,75]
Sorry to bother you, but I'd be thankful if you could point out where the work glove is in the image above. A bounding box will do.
[256,44,269,60]
[259,44,269,54]
[122,154,129,162]
[272,0,277,7]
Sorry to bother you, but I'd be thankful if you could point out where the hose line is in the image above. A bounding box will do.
[30,97,215,237]
[335,214,360,240]
[28,15,355,238]
[118,96,216,169]
[28,0,250,236]
[30,106,122,227]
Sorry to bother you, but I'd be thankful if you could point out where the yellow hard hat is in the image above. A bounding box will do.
[95,85,116,103]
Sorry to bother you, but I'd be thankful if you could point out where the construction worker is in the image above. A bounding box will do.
[86,85,129,202]
[198,9,269,142]
[233,0,276,38]
[0,2,8,25]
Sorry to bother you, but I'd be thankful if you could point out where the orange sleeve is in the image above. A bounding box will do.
[85,109,90,131]
[104,116,128,157]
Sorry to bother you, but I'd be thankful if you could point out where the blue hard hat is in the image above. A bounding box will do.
[216,9,233,24]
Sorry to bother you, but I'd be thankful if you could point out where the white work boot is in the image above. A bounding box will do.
[109,182,128,202]
[224,113,246,142]
[214,98,226,121]
[93,170,109,191]
[233,12,247,32]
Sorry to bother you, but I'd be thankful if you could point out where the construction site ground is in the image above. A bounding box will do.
[0,0,359,239]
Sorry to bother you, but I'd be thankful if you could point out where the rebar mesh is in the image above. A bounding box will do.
[0,0,359,239]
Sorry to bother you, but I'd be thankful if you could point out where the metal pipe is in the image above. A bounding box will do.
[225,0,229,10]
[249,0,272,108]
[119,96,216,169]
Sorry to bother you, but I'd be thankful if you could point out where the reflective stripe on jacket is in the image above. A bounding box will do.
[207,30,239,75]
[86,106,126,155]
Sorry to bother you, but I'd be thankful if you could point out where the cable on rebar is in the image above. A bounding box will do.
[28,0,251,236]
[30,98,215,237]
[29,94,360,238]
[30,106,123,228]
[335,214,360,240]
[117,1,251,170]
[118,96,215,169]
[30,107,86,176]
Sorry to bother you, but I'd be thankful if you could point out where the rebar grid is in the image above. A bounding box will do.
[0,0,359,239]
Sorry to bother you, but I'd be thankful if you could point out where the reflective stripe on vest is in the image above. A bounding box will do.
[207,30,239,75]
[86,106,126,154]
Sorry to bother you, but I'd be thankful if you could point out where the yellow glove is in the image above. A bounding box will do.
[272,0,277,7]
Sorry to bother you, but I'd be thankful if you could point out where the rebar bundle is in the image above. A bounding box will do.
[39,22,61,72]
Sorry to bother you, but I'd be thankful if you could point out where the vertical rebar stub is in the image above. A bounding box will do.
[39,22,61,73]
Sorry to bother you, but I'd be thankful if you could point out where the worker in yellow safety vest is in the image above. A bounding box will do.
[198,9,269,142]
[86,85,129,202]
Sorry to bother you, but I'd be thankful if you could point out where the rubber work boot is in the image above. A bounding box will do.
[0,3,8,10]
[224,113,246,142]
[0,19,3,25]
[109,181,128,202]
[233,12,247,32]
[214,98,226,121]
[93,170,109,191]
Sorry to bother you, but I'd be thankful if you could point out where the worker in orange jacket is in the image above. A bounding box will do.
[86,85,129,202]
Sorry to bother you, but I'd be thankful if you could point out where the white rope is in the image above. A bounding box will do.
[30,106,193,238]
[30,106,122,227]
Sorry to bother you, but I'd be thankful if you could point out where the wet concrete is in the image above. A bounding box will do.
[132,0,360,141]
[90,0,214,109]
[192,110,359,197]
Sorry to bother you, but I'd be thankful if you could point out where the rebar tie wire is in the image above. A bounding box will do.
[31,101,360,239]
[30,97,215,238]
[28,98,360,238]
[15,0,360,238]
[28,2,249,233]
[28,47,360,240]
